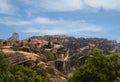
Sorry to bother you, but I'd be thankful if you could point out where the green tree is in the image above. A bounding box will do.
[0,51,53,82]
[11,65,43,82]
[68,49,120,82]
[34,66,47,77]
[43,41,54,49]
[0,51,14,82]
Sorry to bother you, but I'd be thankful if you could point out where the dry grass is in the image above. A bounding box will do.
[18,51,39,61]
[2,48,39,61]
[2,49,15,53]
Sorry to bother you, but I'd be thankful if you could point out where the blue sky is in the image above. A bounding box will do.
[0,0,120,42]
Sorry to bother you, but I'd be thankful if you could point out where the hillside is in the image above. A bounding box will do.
[0,34,120,82]
[30,35,120,67]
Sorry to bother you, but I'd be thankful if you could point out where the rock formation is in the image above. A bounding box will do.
[8,32,19,41]
[38,46,71,73]
[30,35,120,68]
[1,34,120,82]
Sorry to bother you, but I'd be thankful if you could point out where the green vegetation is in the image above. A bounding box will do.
[0,51,52,82]
[0,51,12,82]
[34,66,48,77]
[68,49,120,82]
[12,44,19,51]
[43,41,54,49]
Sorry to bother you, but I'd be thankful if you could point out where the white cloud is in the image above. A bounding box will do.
[33,17,57,24]
[0,17,57,25]
[22,0,84,12]
[23,28,41,33]
[22,0,120,12]
[0,0,120,15]
[0,17,29,26]
[23,26,102,35]
[84,0,120,10]
[0,0,17,14]
[23,28,66,35]
[0,17,103,35]
[39,0,84,12]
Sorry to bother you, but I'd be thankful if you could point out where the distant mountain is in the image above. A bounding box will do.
[30,35,120,67]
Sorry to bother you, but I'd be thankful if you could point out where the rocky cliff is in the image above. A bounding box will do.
[30,35,120,68]
[1,42,68,82]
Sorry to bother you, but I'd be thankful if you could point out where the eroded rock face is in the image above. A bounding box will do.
[8,32,19,41]
[30,35,120,68]
[55,60,70,73]
[39,46,71,73]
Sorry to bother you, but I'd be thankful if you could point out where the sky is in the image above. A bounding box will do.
[0,0,120,42]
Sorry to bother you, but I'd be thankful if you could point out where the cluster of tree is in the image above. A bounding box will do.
[43,41,54,49]
[0,51,52,82]
[68,49,120,82]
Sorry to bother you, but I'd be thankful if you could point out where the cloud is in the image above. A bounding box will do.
[84,0,120,10]
[0,17,29,26]
[39,0,84,12]
[0,0,119,16]
[0,17,57,26]
[22,28,66,35]
[33,17,57,24]
[0,17,103,35]
[0,0,17,14]
[0,0,120,16]
[22,0,84,12]
[21,0,120,12]
[23,26,102,35]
